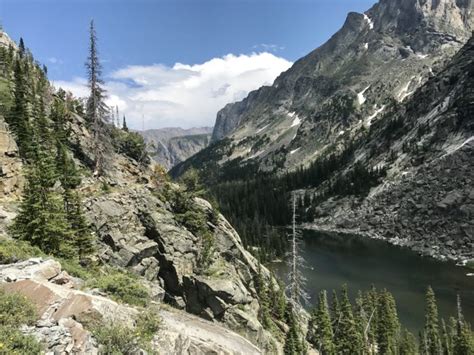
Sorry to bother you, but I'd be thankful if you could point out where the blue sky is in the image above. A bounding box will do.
[1,0,376,129]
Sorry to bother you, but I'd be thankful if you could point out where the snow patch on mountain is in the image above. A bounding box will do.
[289,112,301,127]
[416,53,429,59]
[366,105,386,126]
[256,124,269,134]
[398,77,416,101]
[364,14,374,30]
[357,86,371,105]
[442,136,474,158]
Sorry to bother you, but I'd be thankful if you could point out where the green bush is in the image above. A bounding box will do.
[92,323,140,354]
[0,289,38,327]
[0,238,45,264]
[0,290,42,354]
[86,269,150,306]
[0,326,43,354]
[199,231,215,269]
[58,258,95,280]
[113,129,149,163]
[101,181,111,194]
[136,311,160,342]
[92,311,160,354]
[177,208,208,235]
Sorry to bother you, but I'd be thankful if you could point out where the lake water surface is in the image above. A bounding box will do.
[271,230,474,332]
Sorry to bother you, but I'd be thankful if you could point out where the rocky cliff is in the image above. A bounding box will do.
[0,116,22,199]
[141,127,212,170]
[305,34,474,262]
[180,0,472,172]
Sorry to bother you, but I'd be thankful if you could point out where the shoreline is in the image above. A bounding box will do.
[301,223,474,272]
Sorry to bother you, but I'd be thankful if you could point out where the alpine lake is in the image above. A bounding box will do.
[270,230,474,332]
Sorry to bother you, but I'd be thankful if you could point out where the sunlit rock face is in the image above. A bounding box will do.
[192,0,472,172]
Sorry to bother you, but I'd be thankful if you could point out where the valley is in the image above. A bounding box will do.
[0,0,473,353]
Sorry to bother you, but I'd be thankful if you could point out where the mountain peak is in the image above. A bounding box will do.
[368,0,473,40]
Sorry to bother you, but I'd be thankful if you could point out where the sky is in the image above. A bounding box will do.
[0,0,376,130]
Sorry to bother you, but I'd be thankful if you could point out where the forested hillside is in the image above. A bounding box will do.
[0,27,291,353]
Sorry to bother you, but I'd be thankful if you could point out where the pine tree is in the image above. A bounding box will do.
[376,289,400,354]
[51,97,93,257]
[122,115,128,131]
[367,286,379,346]
[18,37,25,58]
[268,277,286,322]
[420,331,429,355]
[274,279,287,321]
[115,105,119,127]
[399,328,417,355]
[331,289,342,339]
[441,318,453,355]
[453,295,474,355]
[10,101,73,257]
[354,292,370,354]
[309,290,336,354]
[335,285,363,354]
[255,263,272,330]
[284,306,304,355]
[424,286,442,355]
[8,58,33,157]
[85,20,109,176]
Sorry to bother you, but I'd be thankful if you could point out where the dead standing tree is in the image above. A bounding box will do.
[286,192,309,310]
[85,20,109,176]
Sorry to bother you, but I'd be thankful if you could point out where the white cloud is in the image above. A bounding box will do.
[48,57,63,65]
[52,52,292,130]
[252,43,285,52]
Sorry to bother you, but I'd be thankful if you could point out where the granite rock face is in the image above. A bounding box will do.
[141,127,212,169]
[178,0,472,171]
[84,186,276,350]
[0,116,23,199]
[304,36,474,262]
[0,258,263,355]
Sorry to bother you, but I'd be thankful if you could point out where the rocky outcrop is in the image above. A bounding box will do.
[53,106,282,348]
[0,31,16,49]
[0,258,263,354]
[156,308,261,355]
[0,116,23,199]
[212,100,253,142]
[84,186,277,350]
[141,127,212,169]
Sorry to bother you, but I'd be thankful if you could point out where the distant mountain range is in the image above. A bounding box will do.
[140,127,213,169]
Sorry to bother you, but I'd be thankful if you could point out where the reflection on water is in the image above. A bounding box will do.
[270,231,474,332]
